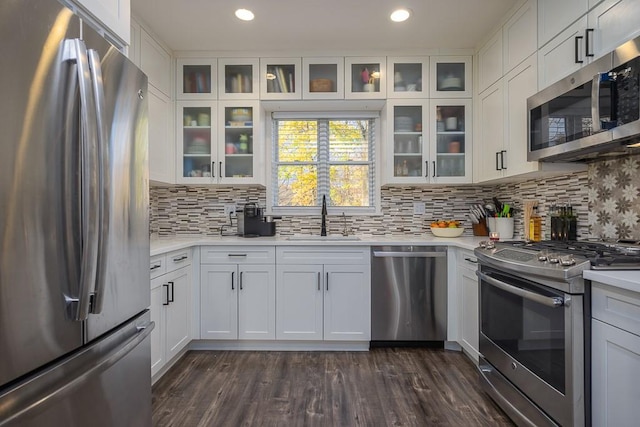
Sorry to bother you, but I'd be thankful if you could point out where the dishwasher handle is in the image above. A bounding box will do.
[372,251,446,258]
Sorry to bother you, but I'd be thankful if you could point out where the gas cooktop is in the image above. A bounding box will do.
[479,239,640,270]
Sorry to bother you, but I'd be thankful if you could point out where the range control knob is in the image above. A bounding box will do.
[548,253,560,264]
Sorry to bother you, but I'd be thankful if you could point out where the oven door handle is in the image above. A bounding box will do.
[477,271,564,308]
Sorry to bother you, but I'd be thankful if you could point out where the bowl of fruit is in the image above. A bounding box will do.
[429,220,464,237]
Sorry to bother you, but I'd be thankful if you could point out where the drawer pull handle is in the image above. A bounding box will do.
[464,257,478,264]
[172,255,188,262]
[228,254,248,257]
[150,264,161,271]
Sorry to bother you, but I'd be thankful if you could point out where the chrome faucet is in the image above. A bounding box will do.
[321,195,327,236]
[341,212,350,236]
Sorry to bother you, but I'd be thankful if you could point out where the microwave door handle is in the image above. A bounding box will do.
[87,49,109,315]
[591,73,602,133]
[476,271,564,308]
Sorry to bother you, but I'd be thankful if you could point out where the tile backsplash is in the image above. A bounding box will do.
[587,154,640,240]
[150,155,640,240]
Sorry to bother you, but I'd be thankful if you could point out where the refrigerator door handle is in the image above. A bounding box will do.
[62,39,100,322]
[87,49,109,315]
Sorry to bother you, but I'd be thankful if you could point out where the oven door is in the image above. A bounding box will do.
[478,266,585,427]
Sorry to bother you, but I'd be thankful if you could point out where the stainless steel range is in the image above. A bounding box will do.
[474,240,640,427]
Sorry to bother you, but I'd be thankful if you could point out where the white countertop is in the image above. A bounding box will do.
[584,270,640,293]
[150,234,487,256]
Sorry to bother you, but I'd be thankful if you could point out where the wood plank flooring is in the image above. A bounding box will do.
[152,348,514,426]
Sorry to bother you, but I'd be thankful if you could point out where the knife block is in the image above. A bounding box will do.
[472,219,489,236]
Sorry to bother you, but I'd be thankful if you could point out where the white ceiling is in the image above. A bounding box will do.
[131,0,518,54]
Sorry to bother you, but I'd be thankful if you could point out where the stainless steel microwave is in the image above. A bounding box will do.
[528,35,640,162]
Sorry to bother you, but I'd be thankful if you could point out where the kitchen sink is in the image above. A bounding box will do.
[285,235,361,241]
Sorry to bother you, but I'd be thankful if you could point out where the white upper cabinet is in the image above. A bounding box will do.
[302,57,345,100]
[588,0,640,59]
[218,58,259,100]
[177,58,217,100]
[430,56,473,98]
[344,56,387,99]
[260,57,302,100]
[148,87,174,184]
[538,0,589,48]
[70,0,130,45]
[386,57,429,99]
[475,80,504,183]
[537,17,588,89]
[503,0,537,73]
[140,29,171,96]
[477,29,503,94]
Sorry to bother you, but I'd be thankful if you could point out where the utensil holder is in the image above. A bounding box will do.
[493,218,514,239]
[472,219,488,236]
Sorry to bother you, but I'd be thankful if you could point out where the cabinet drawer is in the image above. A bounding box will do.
[150,254,166,279]
[276,246,370,265]
[166,249,192,272]
[592,282,640,336]
[458,249,479,271]
[200,246,276,264]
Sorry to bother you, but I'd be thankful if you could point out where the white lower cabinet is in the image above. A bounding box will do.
[591,282,640,426]
[200,246,276,340]
[456,249,479,363]
[276,264,324,340]
[276,247,371,342]
[150,249,192,378]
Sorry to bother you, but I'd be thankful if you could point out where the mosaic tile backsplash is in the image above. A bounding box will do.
[150,155,640,240]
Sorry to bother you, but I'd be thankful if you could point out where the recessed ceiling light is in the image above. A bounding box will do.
[235,8,255,21]
[390,8,411,22]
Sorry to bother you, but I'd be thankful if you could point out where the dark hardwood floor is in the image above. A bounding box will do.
[152,348,514,426]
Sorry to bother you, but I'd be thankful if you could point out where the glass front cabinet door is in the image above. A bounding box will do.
[345,56,386,99]
[429,56,472,98]
[260,57,301,100]
[218,58,259,100]
[177,58,217,100]
[218,101,260,184]
[387,56,429,99]
[303,57,344,100]
[386,100,428,183]
[177,101,216,184]
[429,99,472,183]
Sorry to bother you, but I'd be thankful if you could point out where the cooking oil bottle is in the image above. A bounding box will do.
[529,206,542,242]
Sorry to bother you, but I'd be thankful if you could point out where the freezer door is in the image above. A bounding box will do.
[0,311,153,427]
[81,25,150,342]
[0,0,85,387]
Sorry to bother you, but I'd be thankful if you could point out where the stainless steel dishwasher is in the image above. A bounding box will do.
[371,246,447,343]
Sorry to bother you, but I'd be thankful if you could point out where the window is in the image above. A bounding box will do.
[270,113,377,214]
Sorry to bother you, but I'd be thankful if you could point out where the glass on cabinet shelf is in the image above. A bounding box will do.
[222,105,254,179]
[177,59,217,99]
[260,58,301,100]
[387,56,428,99]
[218,58,259,100]
[430,56,472,98]
[345,57,386,99]
[303,57,344,99]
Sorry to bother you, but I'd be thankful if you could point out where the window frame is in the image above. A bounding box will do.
[266,111,381,216]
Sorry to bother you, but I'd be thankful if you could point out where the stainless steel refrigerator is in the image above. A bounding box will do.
[0,0,152,425]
